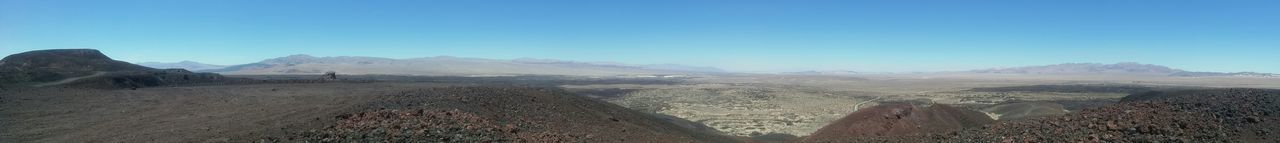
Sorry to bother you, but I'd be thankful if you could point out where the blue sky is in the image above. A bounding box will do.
[2,0,1278,72]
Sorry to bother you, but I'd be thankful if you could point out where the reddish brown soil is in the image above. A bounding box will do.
[800,104,995,142]
[283,86,740,142]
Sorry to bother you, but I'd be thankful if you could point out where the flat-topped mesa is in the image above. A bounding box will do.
[1,49,154,83]
[1,49,227,88]
[1,49,156,71]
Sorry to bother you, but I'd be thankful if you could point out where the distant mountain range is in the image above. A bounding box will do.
[137,61,227,71]
[1167,71,1278,78]
[198,55,726,76]
[969,62,1276,78]
[779,70,862,75]
[971,62,1178,74]
[143,54,1271,78]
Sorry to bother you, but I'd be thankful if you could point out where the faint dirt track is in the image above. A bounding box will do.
[32,71,105,87]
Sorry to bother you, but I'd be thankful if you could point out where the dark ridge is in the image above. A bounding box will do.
[800,104,995,142]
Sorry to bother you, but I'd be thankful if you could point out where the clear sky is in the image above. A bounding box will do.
[2,0,1278,73]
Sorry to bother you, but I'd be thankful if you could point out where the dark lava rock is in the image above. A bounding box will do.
[319,71,338,81]
[811,88,1280,143]
[287,86,741,143]
[800,104,995,142]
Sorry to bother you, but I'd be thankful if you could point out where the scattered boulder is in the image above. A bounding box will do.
[319,71,338,81]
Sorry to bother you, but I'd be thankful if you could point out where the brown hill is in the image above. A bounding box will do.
[799,104,995,142]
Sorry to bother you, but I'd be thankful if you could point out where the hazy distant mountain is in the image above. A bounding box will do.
[970,62,1179,75]
[780,70,860,75]
[137,61,227,71]
[638,64,726,73]
[202,55,725,76]
[969,62,1276,78]
[509,58,725,73]
[1169,71,1278,78]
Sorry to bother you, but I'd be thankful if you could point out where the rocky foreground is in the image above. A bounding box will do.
[277,86,739,142]
[803,88,1279,142]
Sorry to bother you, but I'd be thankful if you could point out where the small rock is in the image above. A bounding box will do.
[1245,116,1262,123]
[1106,121,1119,130]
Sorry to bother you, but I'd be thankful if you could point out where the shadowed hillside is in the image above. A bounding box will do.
[800,104,995,142]
[0,49,153,83]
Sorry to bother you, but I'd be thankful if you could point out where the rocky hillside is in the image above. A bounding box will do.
[203,55,724,76]
[800,104,995,142]
[0,49,227,88]
[814,88,1280,142]
[283,86,740,142]
[0,49,154,83]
